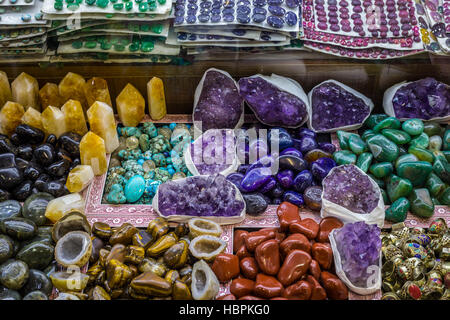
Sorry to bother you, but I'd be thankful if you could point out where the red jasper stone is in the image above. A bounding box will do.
[279,233,311,256]
[289,218,319,239]
[239,295,264,300]
[230,278,255,298]
[271,297,288,300]
[240,257,259,280]
[312,242,333,270]
[244,228,276,252]
[211,253,240,282]
[306,275,327,300]
[317,217,343,243]
[234,230,249,253]
[309,259,321,280]
[217,294,236,300]
[320,271,348,300]
[236,244,252,260]
[254,273,284,299]
[255,239,280,275]
[277,201,301,231]
[282,280,312,300]
[277,249,312,286]
[275,232,286,243]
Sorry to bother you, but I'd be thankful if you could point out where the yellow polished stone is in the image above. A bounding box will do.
[44,193,85,223]
[84,77,112,107]
[21,107,43,131]
[39,82,63,109]
[116,83,145,127]
[11,72,40,111]
[0,71,12,109]
[0,101,25,136]
[147,77,166,121]
[59,72,87,112]
[61,99,88,136]
[87,101,119,153]
[66,165,95,193]
[41,106,67,137]
[80,131,107,175]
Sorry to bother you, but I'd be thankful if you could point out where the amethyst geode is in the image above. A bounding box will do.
[157,174,245,217]
[310,81,371,132]
[391,78,450,120]
[334,221,381,287]
[238,76,308,127]
[193,69,243,131]
[323,164,379,214]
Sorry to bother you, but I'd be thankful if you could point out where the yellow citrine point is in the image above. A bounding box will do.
[0,71,12,109]
[39,82,63,109]
[41,106,67,138]
[59,72,87,111]
[84,77,112,107]
[147,77,167,121]
[116,83,145,127]
[44,193,85,224]
[61,99,88,136]
[11,72,40,111]
[87,101,119,153]
[21,107,44,131]
[0,101,25,136]
[80,131,108,175]
[66,165,95,193]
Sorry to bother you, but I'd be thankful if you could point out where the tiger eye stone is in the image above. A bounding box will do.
[130,271,172,297]
[304,149,332,163]
[172,280,192,300]
[0,101,24,136]
[116,83,145,127]
[165,270,180,284]
[83,77,112,107]
[109,223,138,245]
[61,99,88,136]
[163,240,188,269]
[91,285,111,300]
[39,83,63,110]
[125,245,145,265]
[147,217,169,240]
[132,230,153,248]
[106,259,134,289]
[92,222,112,240]
[147,232,178,257]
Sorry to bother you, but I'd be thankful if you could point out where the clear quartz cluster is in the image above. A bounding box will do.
[158,174,244,217]
[323,164,379,214]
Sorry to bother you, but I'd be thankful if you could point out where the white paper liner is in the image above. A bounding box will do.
[307,79,374,133]
[57,41,180,56]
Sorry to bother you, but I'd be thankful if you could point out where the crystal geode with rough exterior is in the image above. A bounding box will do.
[157,174,244,217]
[391,78,450,120]
[310,81,371,131]
[193,70,243,131]
[323,164,379,214]
[238,76,308,127]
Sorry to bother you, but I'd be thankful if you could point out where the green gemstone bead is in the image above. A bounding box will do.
[54,2,63,9]
[333,150,357,165]
[96,0,109,7]
[361,129,376,141]
[364,114,389,129]
[369,162,393,178]
[385,197,410,223]
[67,3,80,10]
[381,189,390,205]
[84,41,97,49]
[409,133,429,149]
[71,40,83,49]
[397,161,433,187]
[428,135,442,152]
[125,1,132,10]
[148,3,157,10]
[438,187,450,205]
[100,41,112,50]
[442,150,450,162]
[151,24,163,34]
[157,0,166,4]
[105,13,114,18]
[114,44,125,51]
[113,3,123,9]
[110,0,117,2]
[139,2,148,11]
[395,154,418,170]
[381,129,411,145]
[423,122,442,137]
[141,24,150,32]
[373,117,401,132]
[432,156,450,184]
[444,129,450,151]
[86,0,95,4]
[401,119,424,136]
[141,41,154,52]
[356,152,373,173]
[386,174,413,202]
[336,130,353,150]
[425,172,445,198]
[408,188,434,218]
[368,174,385,188]
[408,146,434,163]
[129,42,140,51]
[348,135,367,155]
[367,134,399,162]
[67,0,75,3]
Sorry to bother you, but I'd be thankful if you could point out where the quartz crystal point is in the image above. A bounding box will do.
[80,131,107,175]
[21,107,43,131]
[58,72,87,112]
[0,71,12,109]
[87,101,119,153]
[0,101,25,136]
[116,83,145,127]
[11,72,40,111]
[44,193,85,223]
[66,165,95,193]
[61,99,88,136]
[147,77,167,120]
[84,77,112,107]
[39,83,63,109]
[41,106,67,138]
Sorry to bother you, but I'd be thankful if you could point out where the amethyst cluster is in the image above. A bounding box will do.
[323,164,379,214]
[310,81,371,132]
[157,174,245,217]
[238,76,308,128]
[193,70,243,131]
[391,78,450,120]
[334,221,382,287]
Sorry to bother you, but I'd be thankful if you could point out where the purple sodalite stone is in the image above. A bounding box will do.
[311,81,370,131]
[391,78,450,120]
[322,164,379,214]
[334,221,381,287]
[238,76,308,127]
[194,70,243,131]
[157,174,245,217]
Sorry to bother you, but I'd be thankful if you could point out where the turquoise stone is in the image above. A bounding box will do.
[107,184,127,204]
[368,174,385,188]
[373,117,401,132]
[401,119,424,136]
[336,131,356,150]
[386,174,413,202]
[364,114,389,129]
[428,135,443,152]
[356,152,373,172]
[381,129,411,145]
[124,175,145,203]
[444,129,450,151]
[348,135,367,155]
[423,122,443,137]
[408,188,434,218]
[408,146,434,163]
[361,129,376,141]
[439,187,450,205]
[369,162,393,178]
[333,150,357,165]
[409,133,429,149]
[396,161,433,187]
[425,173,445,198]
[367,134,399,162]
[385,197,410,223]
[395,154,418,170]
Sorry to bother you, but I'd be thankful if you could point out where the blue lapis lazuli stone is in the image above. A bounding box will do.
[267,15,284,28]
[252,13,266,22]
[268,5,285,16]
[285,11,297,26]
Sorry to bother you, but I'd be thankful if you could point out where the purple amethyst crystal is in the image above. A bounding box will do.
[391,78,450,120]
[323,164,379,214]
[311,81,371,131]
[193,70,243,131]
[238,76,308,127]
[334,221,381,287]
[157,174,245,217]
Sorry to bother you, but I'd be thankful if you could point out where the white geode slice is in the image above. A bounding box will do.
[191,260,220,300]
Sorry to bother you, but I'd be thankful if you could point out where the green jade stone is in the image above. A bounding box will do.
[96,0,109,7]
[381,189,390,205]
[428,136,442,152]
[386,174,413,202]
[367,134,399,162]
[125,2,133,10]
[348,135,367,155]
[401,119,424,136]
[333,150,357,165]
[336,130,356,150]
[148,3,157,10]
[84,41,97,49]
[369,162,393,178]
[425,172,446,198]
[438,187,450,205]
[432,198,441,205]
[408,146,434,163]
[398,146,407,156]
[364,114,389,129]
[101,41,112,50]
[67,3,80,10]
[395,154,418,170]
[141,41,154,52]
[373,117,401,132]
[408,188,434,218]
[423,122,443,137]
[381,129,411,145]
[361,129,376,141]
[444,129,450,151]
[356,152,373,172]
[151,24,163,34]
[140,24,150,32]
[54,2,63,9]
[432,154,450,184]
[114,44,125,51]
[72,40,83,49]
[409,133,429,149]
[442,150,450,162]
[86,0,95,4]
[105,13,114,18]
[129,42,140,52]
[367,174,385,188]
[113,3,123,9]
[157,0,165,4]
[396,161,433,187]
[139,2,148,11]
[385,197,410,223]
